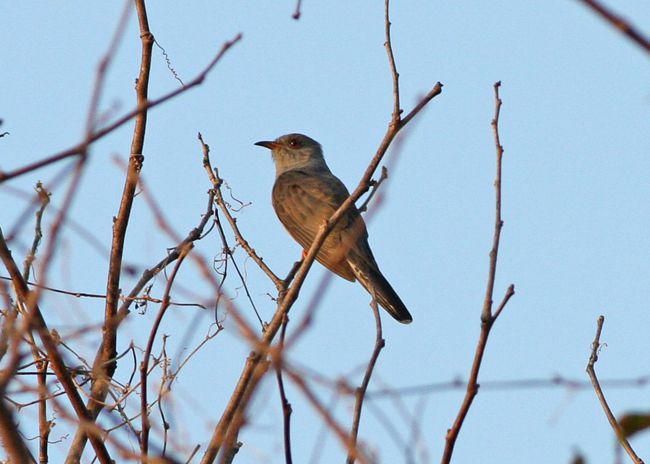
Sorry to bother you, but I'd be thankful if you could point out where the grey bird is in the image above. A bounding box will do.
[255,133,412,324]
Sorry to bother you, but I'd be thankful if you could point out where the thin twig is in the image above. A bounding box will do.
[346,300,384,464]
[441,82,515,464]
[367,373,650,398]
[212,202,264,329]
[0,230,113,463]
[275,315,293,464]
[199,133,283,289]
[26,185,53,464]
[357,167,388,214]
[292,0,302,20]
[0,34,242,184]
[384,0,401,125]
[586,316,645,464]
[140,244,191,459]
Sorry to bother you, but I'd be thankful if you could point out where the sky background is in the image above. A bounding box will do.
[1,1,649,463]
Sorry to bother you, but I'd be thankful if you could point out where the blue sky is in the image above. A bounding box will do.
[1,1,649,463]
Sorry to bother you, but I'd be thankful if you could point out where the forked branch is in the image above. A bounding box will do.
[441,82,515,464]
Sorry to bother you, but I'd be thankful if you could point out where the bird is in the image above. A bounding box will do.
[255,133,412,324]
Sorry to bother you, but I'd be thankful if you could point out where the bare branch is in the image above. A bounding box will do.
[384,0,401,124]
[441,82,515,464]
[346,300,384,464]
[0,229,113,463]
[275,315,293,464]
[292,0,302,20]
[577,0,650,54]
[141,244,191,458]
[0,34,242,184]
[0,399,34,463]
[200,133,283,289]
[586,316,645,464]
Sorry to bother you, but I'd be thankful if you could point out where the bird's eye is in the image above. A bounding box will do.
[288,138,301,148]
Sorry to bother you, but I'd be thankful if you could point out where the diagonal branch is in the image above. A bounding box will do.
[586,316,645,464]
[577,0,650,54]
[0,35,242,184]
[0,229,113,463]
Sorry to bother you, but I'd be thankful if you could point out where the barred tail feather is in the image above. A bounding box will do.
[348,258,413,324]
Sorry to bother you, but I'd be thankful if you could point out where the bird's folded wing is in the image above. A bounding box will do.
[273,170,364,281]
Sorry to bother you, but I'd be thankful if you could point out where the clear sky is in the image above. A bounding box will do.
[1,1,649,463]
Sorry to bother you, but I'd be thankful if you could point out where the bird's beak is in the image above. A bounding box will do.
[254,141,278,149]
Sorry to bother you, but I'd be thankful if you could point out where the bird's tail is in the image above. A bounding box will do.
[347,252,413,324]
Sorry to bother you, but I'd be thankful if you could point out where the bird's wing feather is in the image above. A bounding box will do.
[272,169,366,281]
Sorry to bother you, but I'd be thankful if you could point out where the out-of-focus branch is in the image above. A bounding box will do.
[275,315,293,464]
[367,374,650,398]
[586,316,645,464]
[140,244,191,459]
[0,230,113,463]
[284,365,370,464]
[0,399,34,463]
[577,0,650,54]
[346,300,384,464]
[292,0,302,20]
[0,34,242,184]
[441,82,515,464]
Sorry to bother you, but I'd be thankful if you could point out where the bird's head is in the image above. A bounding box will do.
[255,133,327,177]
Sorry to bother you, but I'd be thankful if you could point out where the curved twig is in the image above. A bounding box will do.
[140,244,191,458]
[586,316,645,464]
[346,300,384,464]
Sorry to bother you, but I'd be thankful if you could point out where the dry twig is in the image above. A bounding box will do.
[586,316,645,464]
[346,300,384,464]
[441,82,515,463]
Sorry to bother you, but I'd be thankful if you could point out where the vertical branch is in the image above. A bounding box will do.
[441,82,515,464]
[346,300,384,464]
[384,0,401,125]
[586,316,645,464]
[482,82,504,322]
[21,182,52,464]
[0,399,34,463]
[275,315,293,464]
[69,1,153,460]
